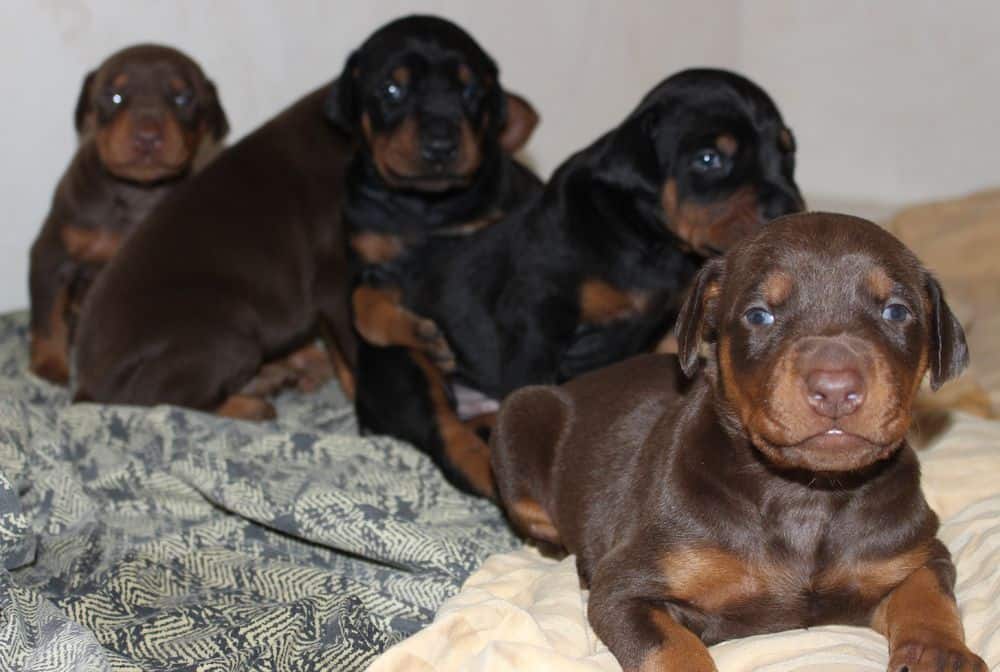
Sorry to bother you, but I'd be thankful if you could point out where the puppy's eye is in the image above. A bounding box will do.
[744,307,775,327]
[881,303,911,323]
[691,149,726,174]
[173,91,193,107]
[383,81,406,104]
[463,81,480,102]
[109,92,124,106]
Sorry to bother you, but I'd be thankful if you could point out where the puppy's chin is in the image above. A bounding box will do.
[103,159,190,185]
[750,429,904,475]
[377,165,477,193]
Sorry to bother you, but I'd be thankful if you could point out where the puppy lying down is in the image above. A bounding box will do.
[490,213,986,671]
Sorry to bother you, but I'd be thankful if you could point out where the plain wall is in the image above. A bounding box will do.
[2,1,998,312]
[738,0,1000,210]
[0,0,738,313]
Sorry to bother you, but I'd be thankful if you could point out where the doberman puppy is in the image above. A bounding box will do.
[29,44,228,384]
[332,17,542,496]
[356,69,803,497]
[72,16,536,420]
[491,213,986,671]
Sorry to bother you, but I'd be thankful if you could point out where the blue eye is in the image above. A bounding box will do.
[463,81,480,102]
[882,303,911,322]
[691,148,724,173]
[383,81,406,103]
[744,307,775,326]
[110,92,123,105]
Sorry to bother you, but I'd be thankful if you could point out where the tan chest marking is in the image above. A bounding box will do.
[661,544,931,614]
[660,547,792,612]
[578,279,652,325]
[816,545,930,601]
[61,225,123,264]
[350,231,405,265]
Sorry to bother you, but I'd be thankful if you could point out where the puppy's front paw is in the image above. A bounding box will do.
[415,319,456,372]
[889,637,987,672]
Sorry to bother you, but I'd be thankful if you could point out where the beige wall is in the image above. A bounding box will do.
[1,1,997,311]
[739,1,1000,210]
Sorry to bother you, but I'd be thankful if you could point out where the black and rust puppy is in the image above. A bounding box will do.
[29,44,228,384]
[73,16,537,420]
[492,213,985,671]
[356,69,803,497]
[332,18,542,496]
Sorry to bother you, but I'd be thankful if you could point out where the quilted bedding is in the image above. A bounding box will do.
[0,311,518,671]
[370,412,1000,672]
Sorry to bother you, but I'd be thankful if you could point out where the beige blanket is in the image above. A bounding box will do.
[370,412,1000,671]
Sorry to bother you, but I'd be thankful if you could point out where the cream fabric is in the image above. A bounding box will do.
[889,188,1000,416]
[370,412,1000,671]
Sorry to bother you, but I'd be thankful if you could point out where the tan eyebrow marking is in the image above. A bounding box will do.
[761,270,793,305]
[391,66,411,85]
[716,133,739,156]
[866,267,894,302]
[779,127,795,152]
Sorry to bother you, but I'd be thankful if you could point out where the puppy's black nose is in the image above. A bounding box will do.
[420,121,459,163]
[805,368,865,418]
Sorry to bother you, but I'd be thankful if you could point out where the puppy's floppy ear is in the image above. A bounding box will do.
[925,274,969,390]
[498,91,539,154]
[324,51,360,133]
[74,70,97,134]
[200,79,230,141]
[675,257,725,378]
[595,104,663,198]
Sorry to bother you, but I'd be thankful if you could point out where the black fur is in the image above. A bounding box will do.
[356,69,804,495]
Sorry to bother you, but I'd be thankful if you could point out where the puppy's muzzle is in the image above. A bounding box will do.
[798,340,867,420]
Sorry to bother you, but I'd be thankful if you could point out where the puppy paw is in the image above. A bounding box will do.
[285,343,335,393]
[889,638,987,672]
[217,395,277,421]
[415,319,456,371]
[240,362,298,397]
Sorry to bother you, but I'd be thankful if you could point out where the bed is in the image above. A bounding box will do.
[369,191,1000,671]
[0,311,519,671]
[2,192,998,672]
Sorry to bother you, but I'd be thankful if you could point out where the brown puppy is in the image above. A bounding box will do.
[492,213,985,671]
[29,44,228,383]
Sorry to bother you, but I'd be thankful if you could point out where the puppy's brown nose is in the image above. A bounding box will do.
[805,368,865,418]
[133,119,164,153]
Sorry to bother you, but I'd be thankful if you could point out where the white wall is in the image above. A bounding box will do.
[2,1,998,312]
[0,0,738,312]
[738,0,1000,211]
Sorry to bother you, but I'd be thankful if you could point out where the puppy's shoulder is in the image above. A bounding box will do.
[563,353,687,407]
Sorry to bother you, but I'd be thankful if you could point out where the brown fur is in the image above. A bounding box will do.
[30,44,227,385]
[492,213,982,670]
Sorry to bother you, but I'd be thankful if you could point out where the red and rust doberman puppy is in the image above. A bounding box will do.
[492,213,985,671]
[29,44,228,384]
[72,16,537,420]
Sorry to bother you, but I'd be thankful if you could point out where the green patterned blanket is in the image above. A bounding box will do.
[0,311,517,671]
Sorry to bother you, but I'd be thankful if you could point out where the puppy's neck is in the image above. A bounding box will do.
[345,147,506,232]
[56,141,179,231]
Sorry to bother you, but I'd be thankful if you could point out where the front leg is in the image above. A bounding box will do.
[352,284,456,371]
[29,228,75,383]
[872,548,986,672]
[588,555,717,672]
